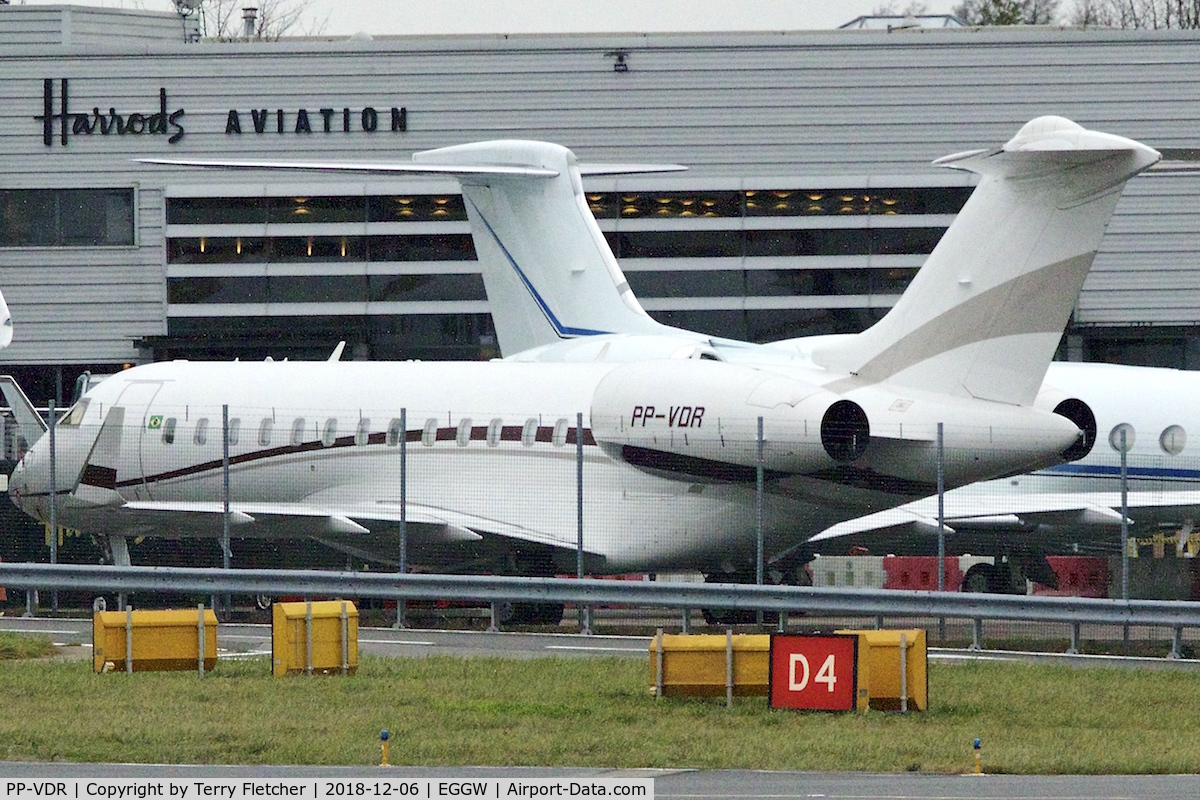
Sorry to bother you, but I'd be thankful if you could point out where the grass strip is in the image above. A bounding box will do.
[0,654,1197,773]
[0,631,55,660]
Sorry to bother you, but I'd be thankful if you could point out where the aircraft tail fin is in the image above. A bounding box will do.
[140,146,684,357]
[412,141,676,355]
[813,116,1160,406]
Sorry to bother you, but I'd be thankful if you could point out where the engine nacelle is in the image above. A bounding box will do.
[1034,387,1097,462]
[590,360,861,477]
[837,384,1086,488]
[590,360,1085,491]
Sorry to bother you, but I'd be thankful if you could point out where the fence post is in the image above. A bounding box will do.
[125,605,133,674]
[395,407,407,630]
[1067,621,1080,655]
[755,416,764,628]
[577,411,591,635]
[221,403,231,619]
[654,628,664,699]
[48,399,57,614]
[305,599,313,675]
[1120,427,1130,642]
[341,600,349,675]
[937,422,946,641]
[725,628,733,709]
[197,602,206,676]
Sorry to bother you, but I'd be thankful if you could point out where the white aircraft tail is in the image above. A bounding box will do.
[412,141,677,355]
[812,116,1160,406]
[140,146,684,358]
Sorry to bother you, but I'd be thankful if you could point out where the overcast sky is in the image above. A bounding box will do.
[12,0,960,36]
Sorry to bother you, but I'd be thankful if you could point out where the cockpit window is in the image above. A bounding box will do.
[58,399,89,428]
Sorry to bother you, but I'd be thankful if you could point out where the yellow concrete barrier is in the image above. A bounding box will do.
[835,628,927,711]
[92,607,217,673]
[649,631,769,701]
[272,599,358,676]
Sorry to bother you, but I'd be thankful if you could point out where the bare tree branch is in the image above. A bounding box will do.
[1070,0,1200,26]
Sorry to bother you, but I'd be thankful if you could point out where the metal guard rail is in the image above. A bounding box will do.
[4,562,1200,629]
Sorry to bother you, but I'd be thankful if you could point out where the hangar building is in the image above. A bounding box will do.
[2,4,1199,407]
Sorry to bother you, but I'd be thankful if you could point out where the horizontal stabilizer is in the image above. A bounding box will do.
[137,156,560,178]
[576,163,688,176]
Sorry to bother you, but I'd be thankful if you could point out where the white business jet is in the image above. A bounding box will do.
[418,117,1200,593]
[5,117,1159,613]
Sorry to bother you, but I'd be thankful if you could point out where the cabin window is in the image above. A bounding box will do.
[422,418,437,447]
[1160,425,1186,456]
[1108,423,1136,453]
[356,417,371,447]
[258,418,273,446]
[521,418,538,447]
[456,418,472,447]
[387,418,404,447]
[228,417,241,446]
[59,399,89,428]
[162,417,177,445]
[194,418,209,446]
[291,417,306,446]
[322,418,338,447]
[552,418,569,447]
[487,418,503,447]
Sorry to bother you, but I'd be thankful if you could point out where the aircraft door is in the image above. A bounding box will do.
[113,380,164,501]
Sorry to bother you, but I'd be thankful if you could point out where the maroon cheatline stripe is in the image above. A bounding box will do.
[111,426,598,490]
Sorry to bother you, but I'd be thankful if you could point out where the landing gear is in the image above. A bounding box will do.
[700,565,796,626]
[498,601,565,626]
[496,549,565,627]
[960,552,1054,594]
[960,563,1006,594]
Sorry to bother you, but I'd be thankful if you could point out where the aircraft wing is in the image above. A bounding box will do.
[809,490,1200,554]
[94,496,597,567]
[119,499,475,540]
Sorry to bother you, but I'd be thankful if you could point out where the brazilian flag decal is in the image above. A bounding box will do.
[147,415,164,430]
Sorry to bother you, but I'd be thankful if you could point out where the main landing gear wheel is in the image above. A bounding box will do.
[961,563,1003,594]
[498,601,565,626]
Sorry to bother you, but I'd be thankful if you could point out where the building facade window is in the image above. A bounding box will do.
[0,188,134,247]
